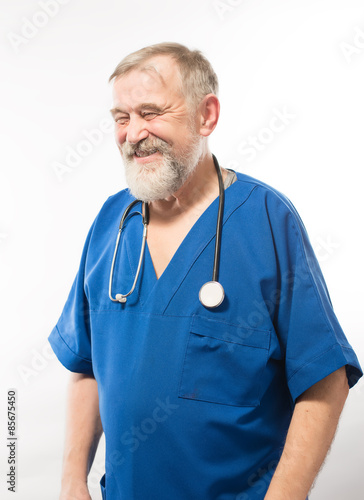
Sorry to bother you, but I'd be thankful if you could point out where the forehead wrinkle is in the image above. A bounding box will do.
[111,59,187,116]
[140,60,184,100]
[112,67,168,109]
[140,64,166,87]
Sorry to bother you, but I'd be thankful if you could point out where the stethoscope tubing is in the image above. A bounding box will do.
[109,155,225,307]
[109,202,149,303]
[211,154,224,283]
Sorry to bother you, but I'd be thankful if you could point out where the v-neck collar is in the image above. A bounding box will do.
[124,177,251,314]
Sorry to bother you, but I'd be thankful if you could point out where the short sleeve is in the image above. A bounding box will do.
[266,190,362,402]
[48,219,96,375]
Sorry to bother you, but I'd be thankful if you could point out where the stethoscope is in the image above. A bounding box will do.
[109,154,225,309]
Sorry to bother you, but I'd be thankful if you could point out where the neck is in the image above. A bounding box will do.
[149,153,226,220]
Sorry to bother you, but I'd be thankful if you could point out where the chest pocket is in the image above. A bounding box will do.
[178,315,271,407]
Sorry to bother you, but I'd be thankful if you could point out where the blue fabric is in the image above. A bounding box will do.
[48,172,362,500]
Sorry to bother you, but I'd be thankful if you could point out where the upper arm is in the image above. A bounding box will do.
[296,366,349,409]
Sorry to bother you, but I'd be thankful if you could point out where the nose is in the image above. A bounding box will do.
[125,114,149,145]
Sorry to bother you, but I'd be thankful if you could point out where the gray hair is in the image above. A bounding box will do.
[108,42,219,110]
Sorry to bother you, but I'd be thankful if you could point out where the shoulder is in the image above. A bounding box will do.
[100,187,136,213]
[234,171,293,209]
[84,187,137,245]
[228,171,312,252]
[232,171,303,223]
[91,187,138,225]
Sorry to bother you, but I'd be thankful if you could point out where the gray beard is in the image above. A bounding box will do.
[121,134,204,202]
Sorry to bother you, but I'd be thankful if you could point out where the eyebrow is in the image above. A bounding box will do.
[110,103,164,117]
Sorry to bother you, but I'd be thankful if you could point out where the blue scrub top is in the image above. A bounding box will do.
[49,172,362,500]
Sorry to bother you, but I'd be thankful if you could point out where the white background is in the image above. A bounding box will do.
[0,0,363,498]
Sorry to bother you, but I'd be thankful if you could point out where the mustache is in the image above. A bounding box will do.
[122,138,170,157]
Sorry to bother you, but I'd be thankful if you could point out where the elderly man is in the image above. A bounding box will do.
[49,42,362,500]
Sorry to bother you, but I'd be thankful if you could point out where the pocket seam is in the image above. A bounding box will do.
[192,314,271,334]
[190,330,270,350]
[177,392,260,407]
[191,314,271,350]
[178,320,271,408]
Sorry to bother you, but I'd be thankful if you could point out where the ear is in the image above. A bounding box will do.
[198,94,220,137]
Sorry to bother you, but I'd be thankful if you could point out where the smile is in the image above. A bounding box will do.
[134,148,159,158]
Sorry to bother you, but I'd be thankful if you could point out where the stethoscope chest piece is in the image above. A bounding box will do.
[115,294,127,303]
[199,281,225,309]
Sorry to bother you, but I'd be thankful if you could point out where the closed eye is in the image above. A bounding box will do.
[115,116,129,124]
[142,112,158,119]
